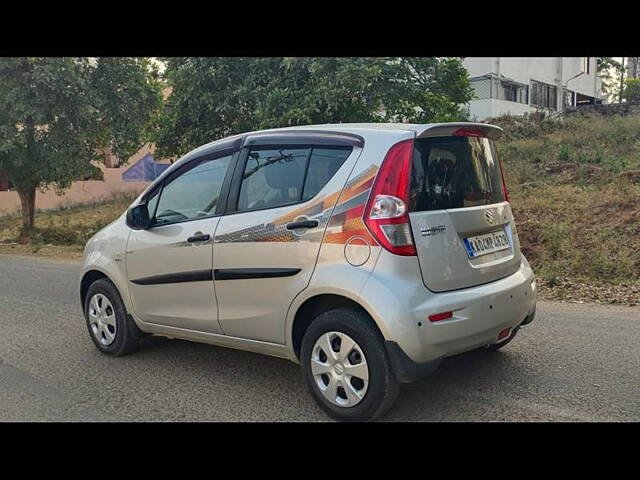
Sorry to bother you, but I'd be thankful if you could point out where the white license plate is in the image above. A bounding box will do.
[463,230,511,259]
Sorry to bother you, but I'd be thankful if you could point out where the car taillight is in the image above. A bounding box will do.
[363,139,416,256]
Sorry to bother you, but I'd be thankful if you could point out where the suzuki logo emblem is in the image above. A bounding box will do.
[485,210,495,224]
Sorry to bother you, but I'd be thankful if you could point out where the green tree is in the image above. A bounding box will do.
[622,78,640,102]
[598,57,624,102]
[0,57,162,236]
[154,57,472,159]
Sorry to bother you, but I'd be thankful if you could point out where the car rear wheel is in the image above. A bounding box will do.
[301,307,399,421]
[84,278,144,356]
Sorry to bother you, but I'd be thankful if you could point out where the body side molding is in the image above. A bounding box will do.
[130,269,213,285]
[214,268,301,280]
[131,268,302,285]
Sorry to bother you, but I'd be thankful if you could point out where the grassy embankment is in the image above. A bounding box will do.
[492,112,640,304]
[0,192,138,260]
[0,112,638,304]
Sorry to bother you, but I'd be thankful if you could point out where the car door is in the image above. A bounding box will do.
[212,132,363,344]
[125,147,237,333]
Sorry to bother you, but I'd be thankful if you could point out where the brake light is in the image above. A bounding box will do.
[363,139,416,256]
[453,127,486,137]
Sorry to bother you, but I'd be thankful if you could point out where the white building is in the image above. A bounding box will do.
[463,57,603,121]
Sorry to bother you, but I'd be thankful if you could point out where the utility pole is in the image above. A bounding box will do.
[558,57,563,112]
[619,57,626,103]
[628,57,639,79]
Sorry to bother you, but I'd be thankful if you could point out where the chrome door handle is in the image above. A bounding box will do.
[286,220,319,230]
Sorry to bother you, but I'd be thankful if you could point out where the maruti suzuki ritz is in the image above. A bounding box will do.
[80,122,537,421]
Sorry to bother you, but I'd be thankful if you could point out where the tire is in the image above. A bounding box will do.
[300,307,399,422]
[84,278,144,357]
[483,326,520,352]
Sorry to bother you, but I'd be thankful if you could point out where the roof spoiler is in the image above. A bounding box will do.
[416,122,503,140]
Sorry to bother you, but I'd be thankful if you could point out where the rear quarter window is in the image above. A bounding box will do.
[409,136,505,212]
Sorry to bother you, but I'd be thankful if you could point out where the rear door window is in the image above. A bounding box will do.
[409,136,505,212]
[236,145,351,212]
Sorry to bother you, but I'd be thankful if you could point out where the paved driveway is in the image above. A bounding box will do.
[1,254,638,421]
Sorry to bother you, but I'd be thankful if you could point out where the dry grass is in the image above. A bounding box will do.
[510,183,640,283]
[0,243,84,261]
[1,112,639,304]
[492,112,640,302]
[0,191,138,257]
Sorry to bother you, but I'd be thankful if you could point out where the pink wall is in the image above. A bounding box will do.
[0,144,169,215]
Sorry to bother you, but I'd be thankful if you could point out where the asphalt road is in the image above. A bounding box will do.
[1,254,638,422]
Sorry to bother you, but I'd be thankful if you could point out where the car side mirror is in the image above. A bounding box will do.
[126,203,151,230]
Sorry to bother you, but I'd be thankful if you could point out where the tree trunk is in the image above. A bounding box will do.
[17,187,36,242]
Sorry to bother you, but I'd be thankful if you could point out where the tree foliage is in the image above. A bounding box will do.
[622,78,640,102]
[154,57,473,158]
[0,57,162,233]
[597,57,624,102]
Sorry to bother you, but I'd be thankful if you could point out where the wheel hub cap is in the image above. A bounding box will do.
[311,331,369,407]
[88,293,117,346]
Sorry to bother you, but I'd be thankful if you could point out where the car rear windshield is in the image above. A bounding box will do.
[409,136,506,212]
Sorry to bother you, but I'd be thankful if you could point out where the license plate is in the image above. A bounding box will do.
[463,230,510,259]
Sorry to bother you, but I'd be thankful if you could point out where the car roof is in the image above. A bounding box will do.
[136,121,502,205]
[180,122,502,165]
[250,121,503,139]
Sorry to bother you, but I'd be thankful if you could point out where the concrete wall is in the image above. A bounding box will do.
[464,57,601,99]
[463,57,603,120]
[566,102,640,117]
[466,98,536,122]
[497,57,600,99]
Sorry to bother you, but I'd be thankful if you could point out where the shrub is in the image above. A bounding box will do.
[622,78,640,103]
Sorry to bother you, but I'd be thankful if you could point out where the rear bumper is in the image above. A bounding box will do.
[386,305,536,383]
[361,255,537,369]
[521,305,536,326]
[385,341,443,383]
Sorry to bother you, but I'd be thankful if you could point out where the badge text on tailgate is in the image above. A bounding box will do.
[421,225,447,237]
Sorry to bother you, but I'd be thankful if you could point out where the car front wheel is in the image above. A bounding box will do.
[84,278,143,356]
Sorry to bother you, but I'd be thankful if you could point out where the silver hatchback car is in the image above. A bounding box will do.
[80,122,536,421]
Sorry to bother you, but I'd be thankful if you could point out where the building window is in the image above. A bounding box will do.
[503,84,518,102]
[502,83,528,104]
[530,80,558,110]
[563,88,575,108]
[585,57,590,74]
[470,75,528,104]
